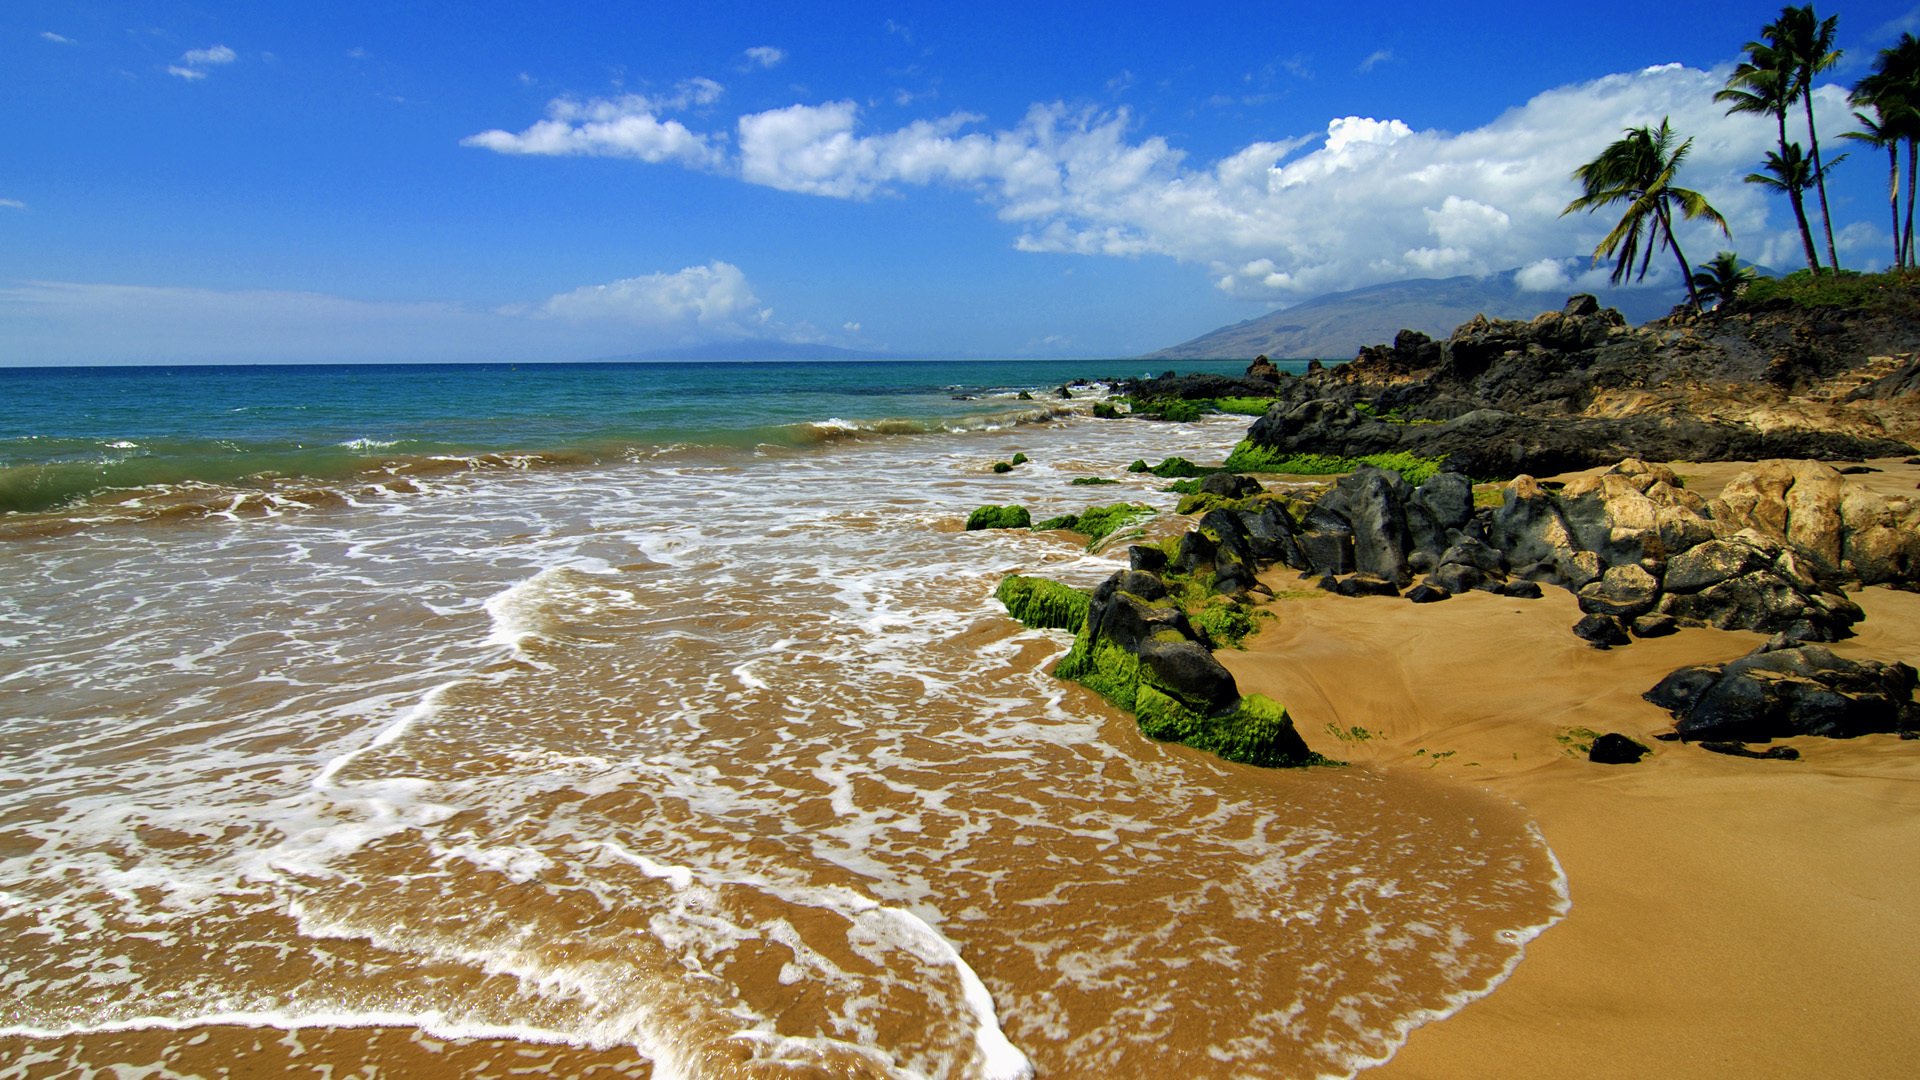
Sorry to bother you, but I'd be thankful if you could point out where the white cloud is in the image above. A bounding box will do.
[462,83,726,166]
[469,61,1825,301]
[535,261,767,333]
[0,199,24,211]
[40,31,74,45]
[170,43,237,80]
[181,44,236,65]
[743,45,785,69]
[1357,49,1394,74]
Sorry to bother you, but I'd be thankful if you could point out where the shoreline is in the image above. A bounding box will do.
[1209,459,1920,1078]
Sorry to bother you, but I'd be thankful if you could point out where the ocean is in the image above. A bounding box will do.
[0,360,1565,1078]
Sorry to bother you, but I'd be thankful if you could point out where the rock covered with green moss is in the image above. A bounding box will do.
[1032,502,1155,547]
[994,575,1091,632]
[966,504,1032,530]
[1053,568,1320,767]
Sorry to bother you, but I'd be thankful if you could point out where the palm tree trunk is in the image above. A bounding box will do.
[1890,144,1904,270]
[1661,205,1702,310]
[1805,93,1841,271]
[1896,137,1912,269]
[1777,110,1822,274]
[1790,186,1822,272]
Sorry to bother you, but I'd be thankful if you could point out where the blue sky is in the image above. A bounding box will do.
[3,1,1917,364]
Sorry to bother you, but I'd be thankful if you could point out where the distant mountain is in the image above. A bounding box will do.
[596,339,899,362]
[1147,267,1687,361]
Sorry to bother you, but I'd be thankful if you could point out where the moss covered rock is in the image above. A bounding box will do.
[1053,569,1319,767]
[966,504,1032,530]
[994,575,1091,633]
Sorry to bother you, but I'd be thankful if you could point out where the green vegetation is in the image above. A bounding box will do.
[1070,476,1121,486]
[1163,478,1205,495]
[1011,453,1029,465]
[1212,396,1277,416]
[965,504,1032,530]
[1091,401,1124,419]
[1127,456,1213,478]
[991,461,1014,473]
[1561,117,1729,311]
[1324,723,1375,743]
[993,575,1091,633]
[1032,502,1155,547]
[1554,726,1605,757]
[1741,267,1920,310]
[1054,628,1318,766]
[1221,441,1446,485]
[1191,603,1258,649]
[1849,29,1920,270]
[1472,484,1507,509]
[1124,397,1209,422]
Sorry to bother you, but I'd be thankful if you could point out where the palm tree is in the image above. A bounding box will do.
[1853,33,1920,270]
[1767,5,1844,271]
[1690,252,1756,310]
[1719,43,1821,272]
[1562,119,1731,311]
[1841,108,1904,268]
[1745,143,1825,272]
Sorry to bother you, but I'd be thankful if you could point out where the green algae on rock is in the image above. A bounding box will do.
[993,575,1091,633]
[966,504,1032,530]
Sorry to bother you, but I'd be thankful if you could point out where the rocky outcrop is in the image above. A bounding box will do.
[1193,457,1909,647]
[1241,399,1910,482]
[1646,641,1920,742]
[1233,291,1920,476]
[1052,568,1318,767]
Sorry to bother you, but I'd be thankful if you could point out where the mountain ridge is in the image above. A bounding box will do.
[1147,266,1688,360]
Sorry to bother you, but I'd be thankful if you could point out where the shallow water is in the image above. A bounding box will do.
[0,376,1565,1078]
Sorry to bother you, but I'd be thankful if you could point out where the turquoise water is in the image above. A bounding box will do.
[0,360,1255,514]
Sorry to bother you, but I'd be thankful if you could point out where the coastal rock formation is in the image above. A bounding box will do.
[1210,291,1920,478]
[1646,642,1920,742]
[1052,568,1318,767]
[1195,458,1907,647]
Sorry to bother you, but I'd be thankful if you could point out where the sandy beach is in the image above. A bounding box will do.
[1216,461,1920,1078]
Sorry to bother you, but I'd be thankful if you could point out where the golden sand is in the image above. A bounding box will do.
[1220,517,1920,1077]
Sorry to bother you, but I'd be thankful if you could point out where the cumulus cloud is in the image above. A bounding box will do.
[182,44,237,65]
[470,61,1826,300]
[169,43,237,80]
[743,45,785,69]
[462,81,726,166]
[535,261,768,334]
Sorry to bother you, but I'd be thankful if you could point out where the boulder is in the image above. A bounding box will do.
[1576,563,1661,619]
[1588,732,1651,764]
[1645,644,1920,742]
[1198,472,1265,499]
[1427,562,1485,594]
[1407,583,1452,603]
[1314,466,1414,585]
[1700,742,1802,760]
[1573,613,1631,648]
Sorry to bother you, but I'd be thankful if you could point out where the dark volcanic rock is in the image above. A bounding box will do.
[1577,564,1661,619]
[1199,472,1266,499]
[1699,741,1802,760]
[1406,582,1451,603]
[1645,644,1920,742]
[1572,613,1631,648]
[1588,732,1651,764]
[1314,466,1414,585]
[1330,573,1402,598]
[1630,613,1679,638]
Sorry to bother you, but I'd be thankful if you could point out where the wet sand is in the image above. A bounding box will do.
[1221,569,1920,1079]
